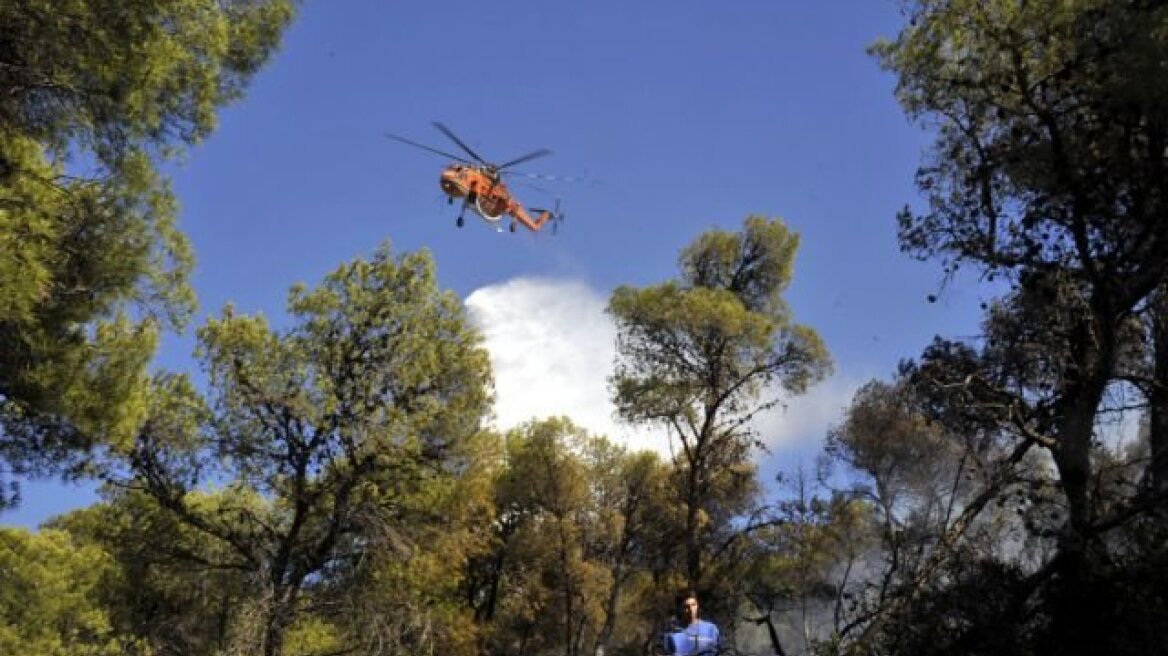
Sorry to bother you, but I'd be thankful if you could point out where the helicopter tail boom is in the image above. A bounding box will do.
[509,204,553,232]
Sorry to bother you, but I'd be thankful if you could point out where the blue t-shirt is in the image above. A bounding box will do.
[665,620,720,656]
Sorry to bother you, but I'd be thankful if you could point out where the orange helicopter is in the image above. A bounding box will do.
[387,122,564,233]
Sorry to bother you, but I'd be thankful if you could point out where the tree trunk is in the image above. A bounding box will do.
[216,587,233,653]
[1048,315,1114,655]
[685,464,702,590]
[760,614,786,656]
[1150,287,1168,498]
[560,518,577,656]
[263,585,298,656]
[1053,315,1112,535]
[1053,394,1098,534]
[481,549,506,621]
[596,560,624,656]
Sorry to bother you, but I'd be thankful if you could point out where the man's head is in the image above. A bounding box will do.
[679,591,700,624]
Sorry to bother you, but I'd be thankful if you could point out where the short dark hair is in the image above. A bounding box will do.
[677,590,699,606]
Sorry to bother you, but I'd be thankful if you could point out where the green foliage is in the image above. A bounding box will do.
[1,0,296,160]
[281,617,343,656]
[678,215,799,317]
[0,0,298,508]
[0,527,146,656]
[0,135,172,505]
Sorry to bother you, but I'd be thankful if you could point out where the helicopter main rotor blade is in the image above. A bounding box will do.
[505,170,590,184]
[498,148,552,171]
[432,122,488,165]
[385,132,473,164]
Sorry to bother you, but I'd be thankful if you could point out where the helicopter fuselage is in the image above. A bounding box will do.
[440,164,509,222]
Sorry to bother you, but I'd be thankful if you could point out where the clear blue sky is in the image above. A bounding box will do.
[5,1,991,527]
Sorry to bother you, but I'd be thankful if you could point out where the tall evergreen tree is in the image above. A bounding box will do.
[0,0,297,508]
[608,215,831,593]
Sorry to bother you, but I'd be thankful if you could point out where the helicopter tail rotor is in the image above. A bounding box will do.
[530,198,566,235]
[551,198,566,234]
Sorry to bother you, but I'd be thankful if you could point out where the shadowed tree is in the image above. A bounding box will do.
[863,0,1168,651]
[737,475,875,656]
[317,427,500,656]
[51,488,270,656]
[875,0,1168,532]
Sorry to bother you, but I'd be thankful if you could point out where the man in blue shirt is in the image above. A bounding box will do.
[664,591,720,656]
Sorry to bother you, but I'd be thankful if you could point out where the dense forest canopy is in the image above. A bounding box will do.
[2,1,1168,655]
